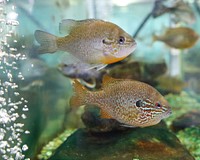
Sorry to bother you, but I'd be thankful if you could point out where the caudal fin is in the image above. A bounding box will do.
[70,80,88,108]
[34,30,58,54]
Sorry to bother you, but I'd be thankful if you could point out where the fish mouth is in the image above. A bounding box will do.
[164,108,172,118]
[126,39,137,46]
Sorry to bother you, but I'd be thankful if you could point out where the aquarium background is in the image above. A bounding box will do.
[1,0,200,159]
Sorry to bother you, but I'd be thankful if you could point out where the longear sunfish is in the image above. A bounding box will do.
[34,19,136,70]
[70,75,172,128]
[153,27,199,49]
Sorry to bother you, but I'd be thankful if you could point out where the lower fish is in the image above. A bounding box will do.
[70,75,172,128]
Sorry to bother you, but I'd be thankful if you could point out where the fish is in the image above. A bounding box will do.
[58,63,104,88]
[34,19,136,70]
[153,27,199,49]
[70,75,172,128]
[156,75,188,94]
[58,63,102,81]
[152,0,195,24]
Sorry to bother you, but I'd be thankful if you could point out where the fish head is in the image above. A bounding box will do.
[101,26,136,64]
[135,95,172,127]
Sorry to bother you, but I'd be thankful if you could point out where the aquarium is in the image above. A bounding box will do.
[1,0,200,159]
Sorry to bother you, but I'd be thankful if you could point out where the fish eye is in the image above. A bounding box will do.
[136,100,142,107]
[118,36,125,44]
[155,102,161,108]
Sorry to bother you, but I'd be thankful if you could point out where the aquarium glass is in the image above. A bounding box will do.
[1,0,200,159]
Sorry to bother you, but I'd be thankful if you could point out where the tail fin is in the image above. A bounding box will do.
[70,80,88,108]
[34,30,58,54]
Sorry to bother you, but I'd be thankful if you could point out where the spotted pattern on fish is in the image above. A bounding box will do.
[70,75,172,128]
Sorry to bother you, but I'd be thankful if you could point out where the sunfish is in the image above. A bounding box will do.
[70,75,172,128]
[34,19,136,70]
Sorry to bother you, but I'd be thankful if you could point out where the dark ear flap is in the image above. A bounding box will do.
[102,38,115,45]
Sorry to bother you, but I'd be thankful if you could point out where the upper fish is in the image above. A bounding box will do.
[70,75,172,128]
[34,19,137,69]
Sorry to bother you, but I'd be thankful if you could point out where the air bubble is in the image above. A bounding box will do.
[9,48,17,52]
[14,92,19,96]
[0,141,8,148]
[0,131,5,140]
[21,114,26,119]
[22,145,28,151]
[0,2,29,159]
[22,108,29,112]
[0,109,10,124]
[7,72,12,79]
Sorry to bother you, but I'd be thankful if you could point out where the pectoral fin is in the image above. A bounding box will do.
[120,123,137,128]
[100,109,113,119]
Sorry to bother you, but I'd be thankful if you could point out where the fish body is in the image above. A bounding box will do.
[34,19,136,67]
[70,75,171,127]
[154,27,199,49]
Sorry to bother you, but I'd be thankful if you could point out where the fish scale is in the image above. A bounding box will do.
[34,19,137,70]
[70,75,172,128]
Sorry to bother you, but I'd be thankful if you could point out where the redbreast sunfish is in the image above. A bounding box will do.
[34,19,136,69]
[70,75,172,128]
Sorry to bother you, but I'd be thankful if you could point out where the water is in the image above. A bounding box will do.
[0,1,29,159]
[1,0,200,159]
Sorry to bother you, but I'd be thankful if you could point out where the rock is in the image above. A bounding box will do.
[171,109,200,132]
[81,106,128,133]
[48,125,194,160]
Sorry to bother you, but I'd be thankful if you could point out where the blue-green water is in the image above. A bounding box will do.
[1,0,200,159]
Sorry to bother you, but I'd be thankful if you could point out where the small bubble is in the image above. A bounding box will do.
[0,141,8,148]
[22,145,28,151]
[16,128,24,132]
[14,123,24,128]
[6,20,19,26]
[13,105,18,109]
[25,130,30,134]
[0,108,10,124]
[9,108,15,112]
[21,114,26,119]
[14,92,19,96]
[10,116,16,121]
[2,155,8,160]
[7,72,12,79]
[15,152,24,160]
[9,48,17,52]
[0,131,5,140]
[10,146,20,154]
[0,149,6,154]
[22,108,28,112]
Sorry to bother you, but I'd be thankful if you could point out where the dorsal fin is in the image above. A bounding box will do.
[59,19,79,34]
[59,19,99,35]
[102,75,119,87]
